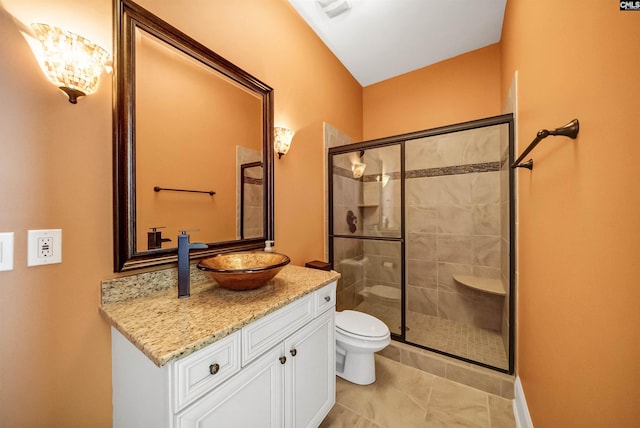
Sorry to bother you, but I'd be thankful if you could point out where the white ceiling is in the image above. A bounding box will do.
[288,0,507,87]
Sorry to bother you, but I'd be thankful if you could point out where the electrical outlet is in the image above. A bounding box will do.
[38,237,53,258]
[28,229,62,266]
[0,232,14,271]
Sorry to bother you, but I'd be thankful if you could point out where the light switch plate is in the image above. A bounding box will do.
[0,232,14,271]
[28,229,62,266]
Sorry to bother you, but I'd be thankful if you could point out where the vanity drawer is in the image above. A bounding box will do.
[242,294,313,366]
[314,281,336,316]
[172,330,241,412]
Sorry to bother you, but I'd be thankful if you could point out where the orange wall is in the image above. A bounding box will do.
[362,43,502,140]
[501,1,640,426]
[0,3,114,426]
[135,36,262,247]
[0,0,361,426]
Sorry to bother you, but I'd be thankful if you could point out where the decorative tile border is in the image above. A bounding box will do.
[333,161,501,182]
[405,161,501,179]
[243,177,263,185]
[333,165,353,179]
[362,171,402,182]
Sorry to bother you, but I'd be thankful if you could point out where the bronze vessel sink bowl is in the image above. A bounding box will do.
[197,252,290,291]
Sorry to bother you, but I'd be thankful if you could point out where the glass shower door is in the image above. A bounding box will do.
[329,144,404,337]
[327,115,514,373]
[403,121,512,371]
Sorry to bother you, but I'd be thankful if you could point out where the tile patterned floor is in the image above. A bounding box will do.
[354,301,508,369]
[405,312,508,370]
[319,355,516,428]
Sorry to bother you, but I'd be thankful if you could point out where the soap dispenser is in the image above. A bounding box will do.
[147,227,171,250]
[264,240,275,252]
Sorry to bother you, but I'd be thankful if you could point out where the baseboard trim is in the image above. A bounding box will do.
[513,376,534,428]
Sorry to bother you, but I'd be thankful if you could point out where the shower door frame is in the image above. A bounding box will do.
[328,113,515,374]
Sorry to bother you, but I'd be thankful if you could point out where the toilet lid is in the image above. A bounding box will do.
[336,310,389,338]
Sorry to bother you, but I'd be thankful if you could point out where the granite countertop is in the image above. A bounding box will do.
[100,264,340,367]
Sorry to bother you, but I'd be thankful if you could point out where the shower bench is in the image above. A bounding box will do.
[453,275,506,296]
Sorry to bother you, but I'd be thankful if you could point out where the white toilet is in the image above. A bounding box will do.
[335,310,391,385]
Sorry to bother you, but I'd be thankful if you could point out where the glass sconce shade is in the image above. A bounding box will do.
[376,173,390,186]
[274,127,294,158]
[352,162,367,178]
[31,23,110,104]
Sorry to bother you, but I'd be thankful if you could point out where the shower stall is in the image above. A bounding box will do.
[328,115,514,373]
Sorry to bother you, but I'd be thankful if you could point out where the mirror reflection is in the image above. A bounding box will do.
[134,28,264,250]
[239,161,264,240]
[114,0,274,272]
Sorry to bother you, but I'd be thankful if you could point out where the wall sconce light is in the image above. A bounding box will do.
[274,127,294,159]
[30,23,110,104]
[352,162,367,179]
[376,173,390,186]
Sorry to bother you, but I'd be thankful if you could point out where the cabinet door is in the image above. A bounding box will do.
[175,345,284,428]
[284,309,335,428]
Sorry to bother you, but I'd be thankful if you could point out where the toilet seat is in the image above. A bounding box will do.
[336,310,389,339]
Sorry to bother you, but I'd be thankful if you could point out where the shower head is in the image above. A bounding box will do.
[548,119,579,139]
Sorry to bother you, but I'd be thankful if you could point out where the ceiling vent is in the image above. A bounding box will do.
[316,0,352,19]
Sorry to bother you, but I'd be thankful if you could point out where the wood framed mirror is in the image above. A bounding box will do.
[113,0,274,272]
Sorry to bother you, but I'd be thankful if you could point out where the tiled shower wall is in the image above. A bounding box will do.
[330,123,510,338]
[405,126,506,332]
[241,168,263,239]
[360,146,402,298]
[363,240,402,294]
[325,123,363,312]
[332,151,364,311]
[236,146,262,239]
[332,143,403,313]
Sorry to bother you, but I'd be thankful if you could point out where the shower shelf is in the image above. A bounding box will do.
[453,275,506,296]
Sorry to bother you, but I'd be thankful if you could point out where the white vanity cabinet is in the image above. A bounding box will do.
[284,308,335,428]
[176,309,334,427]
[111,281,336,428]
